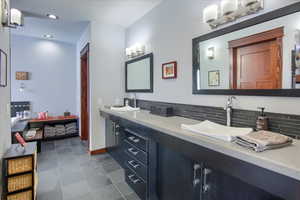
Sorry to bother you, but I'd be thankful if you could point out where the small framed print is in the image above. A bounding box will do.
[0,49,8,87]
[208,70,220,87]
[162,61,177,79]
[16,72,29,80]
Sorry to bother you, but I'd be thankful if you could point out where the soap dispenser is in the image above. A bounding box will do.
[256,107,269,131]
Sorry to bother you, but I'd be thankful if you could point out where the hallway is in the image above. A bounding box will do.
[37,138,140,200]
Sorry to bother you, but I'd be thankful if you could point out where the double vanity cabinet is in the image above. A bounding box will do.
[101,109,300,200]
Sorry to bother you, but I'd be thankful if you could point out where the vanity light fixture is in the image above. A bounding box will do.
[203,0,264,29]
[221,0,238,16]
[47,14,58,20]
[207,47,215,59]
[10,8,23,26]
[126,43,146,59]
[203,4,218,23]
[1,0,23,28]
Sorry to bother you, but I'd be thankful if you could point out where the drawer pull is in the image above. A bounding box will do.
[128,136,140,143]
[128,160,140,169]
[128,148,139,156]
[128,174,140,184]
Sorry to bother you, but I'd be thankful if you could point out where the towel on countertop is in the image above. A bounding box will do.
[235,131,293,152]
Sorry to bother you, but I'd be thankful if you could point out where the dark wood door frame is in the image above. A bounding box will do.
[80,43,90,142]
[229,27,284,89]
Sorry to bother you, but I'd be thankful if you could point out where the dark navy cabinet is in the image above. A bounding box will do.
[157,144,201,200]
[102,111,289,200]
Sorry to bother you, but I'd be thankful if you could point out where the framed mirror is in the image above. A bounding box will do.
[193,2,300,97]
[125,53,153,93]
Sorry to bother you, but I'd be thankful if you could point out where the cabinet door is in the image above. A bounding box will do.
[157,145,200,200]
[201,166,283,200]
[105,119,116,148]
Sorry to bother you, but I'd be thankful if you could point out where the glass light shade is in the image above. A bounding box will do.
[221,0,238,16]
[10,8,22,26]
[241,0,260,7]
[203,4,218,23]
[126,48,131,56]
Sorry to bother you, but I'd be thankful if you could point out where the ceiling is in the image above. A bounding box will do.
[10,0,163,43]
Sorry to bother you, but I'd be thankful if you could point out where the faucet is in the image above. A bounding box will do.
[132,93,137,108]
[224,96,236,127]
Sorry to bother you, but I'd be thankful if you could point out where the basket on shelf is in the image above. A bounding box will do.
[6,190,32,200]
[8,173,33,193]
[8,156,33,175]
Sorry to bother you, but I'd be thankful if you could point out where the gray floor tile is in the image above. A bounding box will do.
[124,193,141,200]
[92,185,123,200]
[115,182,135,196]
[86,174,112,190]
[108,169,125,183]
[62,180,91,200]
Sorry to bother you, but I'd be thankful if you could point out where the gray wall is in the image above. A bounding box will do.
[0,14,11,196]
[11,35,77,116]
[126,0,300,115]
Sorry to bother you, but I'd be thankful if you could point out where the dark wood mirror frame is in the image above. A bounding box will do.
[125,53,154,93]
[192,2,300,97]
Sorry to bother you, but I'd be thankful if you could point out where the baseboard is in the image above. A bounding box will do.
[89,148,107,155]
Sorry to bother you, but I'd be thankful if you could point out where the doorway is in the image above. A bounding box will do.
[229,27,283,89]
[80,43,90,142]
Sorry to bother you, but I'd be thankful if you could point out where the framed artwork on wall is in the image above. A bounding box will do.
[162,61,177,79]
[0,49,8,87]
[208,70,220,87]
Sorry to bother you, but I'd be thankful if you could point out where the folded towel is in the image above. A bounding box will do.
[235,131,293,152]
[111,106,140,112]
[181,120,253,142]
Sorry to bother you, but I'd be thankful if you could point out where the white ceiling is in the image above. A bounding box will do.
[10,0,163,43]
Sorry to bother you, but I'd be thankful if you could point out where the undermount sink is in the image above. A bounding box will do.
[181,120,253,142]
[110,105,140,112]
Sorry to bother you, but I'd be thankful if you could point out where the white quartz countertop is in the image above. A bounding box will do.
[100,108,300,181]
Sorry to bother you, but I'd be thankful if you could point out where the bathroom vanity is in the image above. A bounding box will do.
[101,108,300,200]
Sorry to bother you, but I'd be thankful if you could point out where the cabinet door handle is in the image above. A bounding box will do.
[128,148,139,156]
[203,168,212,193]
[128,174,140,184]
[128,160,140,169]
[128,136,140,143]
[193,163,201,187]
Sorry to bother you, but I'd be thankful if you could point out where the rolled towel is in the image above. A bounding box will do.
[235,131,293,152]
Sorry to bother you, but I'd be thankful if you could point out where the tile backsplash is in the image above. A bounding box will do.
[125,98,300,139]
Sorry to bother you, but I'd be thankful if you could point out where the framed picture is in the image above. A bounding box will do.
[162,61,177,79]
[16,72,29,80]
[0,49,8,87]
[208,70,220,87]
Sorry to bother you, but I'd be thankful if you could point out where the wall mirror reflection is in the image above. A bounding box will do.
[125,53,153,93]
[193,3,300,96]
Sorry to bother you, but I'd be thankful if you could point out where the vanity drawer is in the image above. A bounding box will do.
[124,153,147,181]
[125,167,147,200]
[124,140,148,165]
[124,128,147,152]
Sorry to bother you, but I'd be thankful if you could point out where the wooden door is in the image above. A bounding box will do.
[80,44,89,142]
[229,27,283,89]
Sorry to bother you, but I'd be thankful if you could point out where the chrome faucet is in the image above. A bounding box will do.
[132,93,137,108]
[224,96,237,127]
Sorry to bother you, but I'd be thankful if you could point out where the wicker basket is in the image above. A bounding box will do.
[7,190,32,200]
[8,156,33,175]
[8,173,33,193]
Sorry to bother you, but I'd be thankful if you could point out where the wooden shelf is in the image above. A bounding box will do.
[29,115,78,123]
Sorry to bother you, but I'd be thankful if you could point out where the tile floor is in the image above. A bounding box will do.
[37,137,141,200]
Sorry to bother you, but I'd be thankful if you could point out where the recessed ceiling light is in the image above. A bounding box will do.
[46,14,58,20]
[43,34,53,39]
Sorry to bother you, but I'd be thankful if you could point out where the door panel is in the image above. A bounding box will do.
[235,40,280,89]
